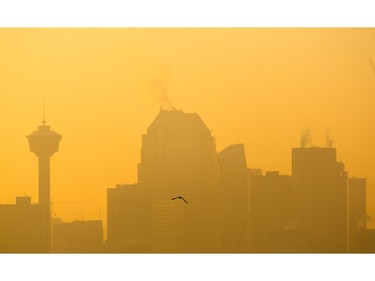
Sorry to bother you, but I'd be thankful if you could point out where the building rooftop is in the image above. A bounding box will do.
[147,108,210,134]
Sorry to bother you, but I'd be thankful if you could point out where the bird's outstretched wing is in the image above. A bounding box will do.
[170,196,188,204]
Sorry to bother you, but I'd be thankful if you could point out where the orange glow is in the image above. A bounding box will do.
[1,28,375,241]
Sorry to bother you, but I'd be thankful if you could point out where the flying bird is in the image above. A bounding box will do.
[170,196,188,204]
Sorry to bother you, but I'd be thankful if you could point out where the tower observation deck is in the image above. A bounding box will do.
[27,120,62,252]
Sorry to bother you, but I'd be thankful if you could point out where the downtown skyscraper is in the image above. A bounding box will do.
[137,108,221,252]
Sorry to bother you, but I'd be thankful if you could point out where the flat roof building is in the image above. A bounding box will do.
[53,219,104,253]
[0,197,42,253]
[292,147,347,252]
[250,171,296,252]
[107,184,152,253]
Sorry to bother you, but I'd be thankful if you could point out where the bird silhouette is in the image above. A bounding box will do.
[171,196,188,204]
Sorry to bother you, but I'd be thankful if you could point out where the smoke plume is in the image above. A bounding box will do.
[326,129,334,148]
[300,127,312,148]
[144,63,172,110]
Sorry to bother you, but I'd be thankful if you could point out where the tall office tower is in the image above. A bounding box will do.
[27,120,62,253]
[107,184,152,253]
[292,147,347,253]
[218,144,249,253]
[138,108,220,252]
[250,171,297,252]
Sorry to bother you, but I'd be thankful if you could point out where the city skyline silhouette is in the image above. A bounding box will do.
[0,28,375,253]
[0,106,372,253]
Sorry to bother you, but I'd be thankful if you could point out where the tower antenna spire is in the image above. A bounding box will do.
[42,96,46,126]
[27,112,62,253]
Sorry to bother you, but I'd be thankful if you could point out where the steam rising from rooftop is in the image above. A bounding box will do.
[300,127,312,148]
[326,129,334,148]
[144,63,172,110]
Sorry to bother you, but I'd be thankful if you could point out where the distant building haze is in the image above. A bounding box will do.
[0,109,373,253]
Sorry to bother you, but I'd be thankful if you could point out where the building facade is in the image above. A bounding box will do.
[107,184,152,252]
[0,197,41,253]
[292,147,347,252]
[52,219,104,253]
[250,172,299,252]
[137,109,221,252]
[218,144,249,252]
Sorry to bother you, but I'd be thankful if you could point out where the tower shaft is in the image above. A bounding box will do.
[28,122,62,253]
[39,156,51,207]
[38,156,51,253]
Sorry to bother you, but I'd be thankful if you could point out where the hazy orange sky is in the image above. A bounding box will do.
[1,28,375,235]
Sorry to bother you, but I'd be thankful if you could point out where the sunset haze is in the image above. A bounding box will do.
[1,28,375,240]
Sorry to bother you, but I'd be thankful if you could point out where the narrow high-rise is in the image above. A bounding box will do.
[218,144,249,252]
[27,120,62,253]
